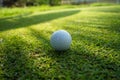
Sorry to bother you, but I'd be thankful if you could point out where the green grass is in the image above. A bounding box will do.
[0,3,118,18]
[0,5,81,18]
[0,5,120,80]
[90,3,117,6]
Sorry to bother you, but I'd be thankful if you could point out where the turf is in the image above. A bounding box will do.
[0,5,120,80]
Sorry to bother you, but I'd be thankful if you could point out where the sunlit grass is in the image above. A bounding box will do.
[0,5,120,80]
[0,5,80,18]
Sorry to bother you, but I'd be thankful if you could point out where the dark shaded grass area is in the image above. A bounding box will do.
[66,24,120,50]
[0,10,80,31]
[24,28,120,79]
[1,28,120,80]
[0,10,80,79]
[1,36,44,79]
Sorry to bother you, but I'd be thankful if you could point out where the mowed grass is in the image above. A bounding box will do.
[0,5,120,80]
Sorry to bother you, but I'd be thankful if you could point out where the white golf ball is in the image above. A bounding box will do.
[50,30,72,51]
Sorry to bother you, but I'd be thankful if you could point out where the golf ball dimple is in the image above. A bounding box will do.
[50,30,72,51]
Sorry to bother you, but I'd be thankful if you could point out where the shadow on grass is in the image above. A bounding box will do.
[1,36,44,80]
[28,28,72,56]
[68,17,120,33]
[28,28,119,79]
[46,43,120,79]
[0,10,80,31]
[62,24,120,51]
[1,27,119,79]
[47,39,120,79]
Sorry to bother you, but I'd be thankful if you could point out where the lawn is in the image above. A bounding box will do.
[0,5,120,80]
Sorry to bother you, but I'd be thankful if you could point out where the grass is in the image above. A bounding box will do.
[0,3,118,18]
[0,4,120,80]
[0,5,81,18]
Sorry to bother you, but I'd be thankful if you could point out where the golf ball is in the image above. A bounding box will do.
[50,30,72,51]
